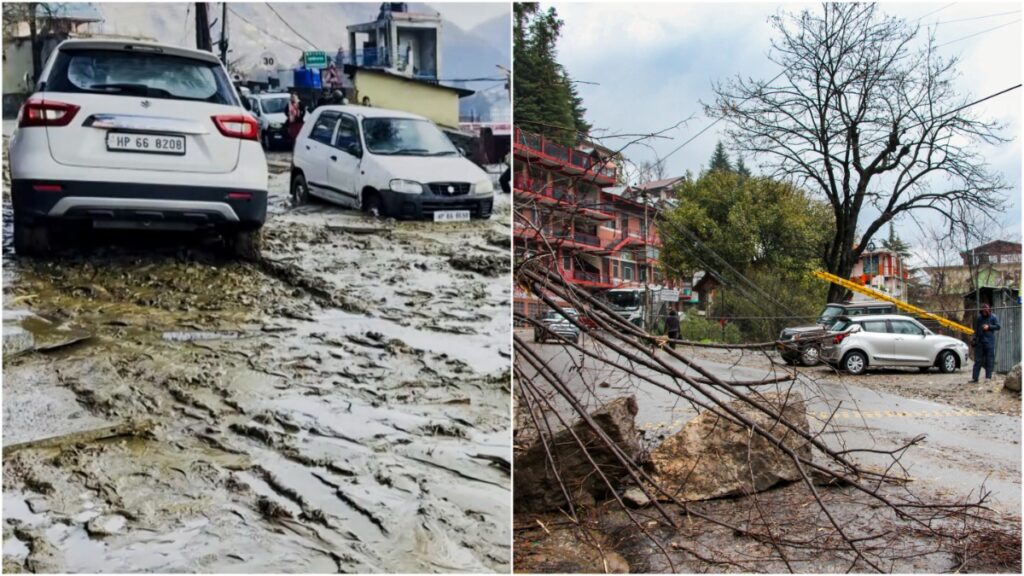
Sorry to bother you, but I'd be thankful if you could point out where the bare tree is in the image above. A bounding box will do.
[709,3,1010,302]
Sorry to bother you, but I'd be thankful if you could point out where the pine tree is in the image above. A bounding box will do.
[882,224,911,260]
[708,141,732,173]
[513,4,589,145]
[735,156,751,177]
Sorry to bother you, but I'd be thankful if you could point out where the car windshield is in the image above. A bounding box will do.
[831,319,854,332]
[48,49,237,104]
[543,309,577,322]
[360,117,458,156]
[260,97,289,114]
[607,291,640,310]
[817,304,846,327]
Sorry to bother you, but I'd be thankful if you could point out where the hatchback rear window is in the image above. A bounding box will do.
[47,49,237,105]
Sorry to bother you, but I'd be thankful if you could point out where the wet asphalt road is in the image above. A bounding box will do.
[2,143,512,572]
[519,332,1022,515]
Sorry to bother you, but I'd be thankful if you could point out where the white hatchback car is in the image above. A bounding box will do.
[8,39,268,258]
[247,92,291,150]
[821,314,969,375]
[290,105,494,220]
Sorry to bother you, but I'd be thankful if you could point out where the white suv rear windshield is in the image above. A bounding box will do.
[47,49,237,105]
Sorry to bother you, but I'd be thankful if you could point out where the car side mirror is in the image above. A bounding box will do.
[457,146,467,156]
[345,142,362,157]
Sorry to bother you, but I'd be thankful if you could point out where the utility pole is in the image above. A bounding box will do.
[194,2,212,52]
[218,2,228,64]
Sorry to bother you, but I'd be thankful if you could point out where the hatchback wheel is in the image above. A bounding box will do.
[938,350,958,374]
[363,191,384,218]
[13,218,51,257]
[800,345,821,367]
[291,174,309,205]
[842,351,867,375]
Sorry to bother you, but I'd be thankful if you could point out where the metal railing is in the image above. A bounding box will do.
[514,127,617,181]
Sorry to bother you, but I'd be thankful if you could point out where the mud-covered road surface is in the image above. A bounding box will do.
[2,147,511,573]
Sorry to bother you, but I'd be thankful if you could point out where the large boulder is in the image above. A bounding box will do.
[1005,364,1021,392]
[515,396,641,513]
[650,392,812,501]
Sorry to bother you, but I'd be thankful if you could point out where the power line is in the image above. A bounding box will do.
[226,5,305,53]
[263,2,319,50]
[933,9,1021,25]
[936,18,1020,48]
[915,2,956,22]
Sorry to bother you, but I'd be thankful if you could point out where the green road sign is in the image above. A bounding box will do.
[303,51,328,69]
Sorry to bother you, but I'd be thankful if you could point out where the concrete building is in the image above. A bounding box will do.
[343,3,472,131]
[850,248,910,300]
[2,3,104,112]
[513,128,688,320]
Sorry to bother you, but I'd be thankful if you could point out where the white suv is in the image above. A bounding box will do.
[8,39,268,258]
[290,105,493,220]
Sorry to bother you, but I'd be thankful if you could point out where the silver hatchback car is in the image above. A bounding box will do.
[821,314,969,375]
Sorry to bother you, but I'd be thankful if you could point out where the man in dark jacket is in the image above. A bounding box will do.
[665,309,680,349]
[970,303,1000,382]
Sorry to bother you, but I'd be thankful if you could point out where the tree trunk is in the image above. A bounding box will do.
[28,3,41,85]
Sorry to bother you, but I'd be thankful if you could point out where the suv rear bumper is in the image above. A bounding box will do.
[12,179,267,228]
[380,190,493,220]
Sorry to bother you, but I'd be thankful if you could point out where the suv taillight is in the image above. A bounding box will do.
[212,114,258,141]
[19,99,80,127]
[833,333,847,345]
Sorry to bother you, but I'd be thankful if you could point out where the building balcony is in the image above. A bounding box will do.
[513,127,617,186]
[514,178,615,221]
[561,268,615,289]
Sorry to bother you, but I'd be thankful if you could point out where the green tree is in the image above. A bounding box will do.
[513,3,589,145]
[735,156,751,178]
[708,141,732,173]
[881,224,911,260]
[659,172,834,340]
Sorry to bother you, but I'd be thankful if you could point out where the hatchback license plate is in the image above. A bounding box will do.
[434,210,471,222]
[107,133,185,155]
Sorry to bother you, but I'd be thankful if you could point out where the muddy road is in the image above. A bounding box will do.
[2,147,512,573]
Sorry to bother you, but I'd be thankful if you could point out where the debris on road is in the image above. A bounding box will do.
[650,392,811,501]
[515,396,641,512]
[1004,363,1021,392]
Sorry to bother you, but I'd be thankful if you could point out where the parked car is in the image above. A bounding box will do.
[290,105,494,220]
[247,92,291,150]
[821,314,968,375]
[535,308,582,344]
[8,39,267,259]
[778,301,897,366]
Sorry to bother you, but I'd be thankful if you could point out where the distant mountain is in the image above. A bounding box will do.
[93,2,509,120]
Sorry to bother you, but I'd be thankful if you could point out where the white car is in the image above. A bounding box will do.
[821,314,969,375]
[247,92,291,150]
[290,105,494,220]
[8,39,268,258]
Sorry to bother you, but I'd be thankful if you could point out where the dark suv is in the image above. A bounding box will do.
[778,301,896,366]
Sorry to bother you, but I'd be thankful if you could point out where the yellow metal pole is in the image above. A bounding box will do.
[812,270,974,335]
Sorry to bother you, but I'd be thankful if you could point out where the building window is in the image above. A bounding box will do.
[623,263,634,281]
[562,252,572,271]
[612,261,620,279]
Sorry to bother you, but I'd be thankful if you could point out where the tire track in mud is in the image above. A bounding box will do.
[3,187,512,572]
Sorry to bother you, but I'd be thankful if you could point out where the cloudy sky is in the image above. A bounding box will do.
[548,2,1022,258]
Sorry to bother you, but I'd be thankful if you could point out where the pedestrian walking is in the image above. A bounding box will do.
[665,309,680,350]
[970,303,1000,382]
[286,92,305,144]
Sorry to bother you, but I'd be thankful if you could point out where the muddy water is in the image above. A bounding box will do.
[2,150,512,572]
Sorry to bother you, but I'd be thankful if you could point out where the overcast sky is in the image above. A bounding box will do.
[548,2,1022,259]
[431,1,509,30]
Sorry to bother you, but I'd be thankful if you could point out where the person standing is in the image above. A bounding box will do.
[286,92,305,145]
[665,309,680,350]
[970,303,1000,382]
